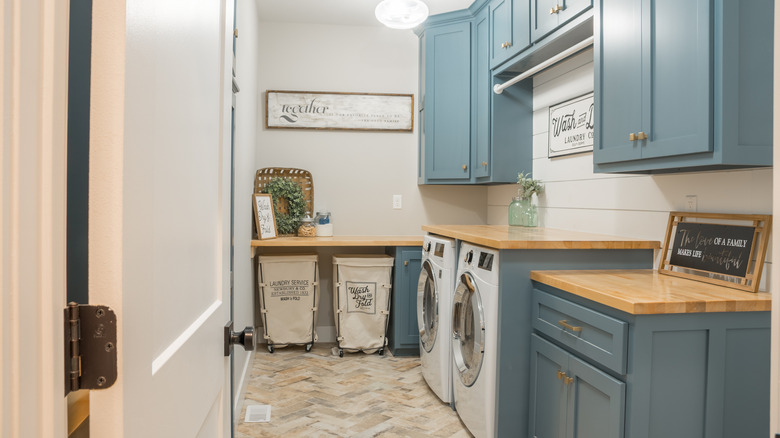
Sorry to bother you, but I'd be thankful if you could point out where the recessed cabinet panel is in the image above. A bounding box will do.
[424,22,472,180]
[490,0,512,67]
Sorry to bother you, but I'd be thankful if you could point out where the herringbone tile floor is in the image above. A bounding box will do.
[236,343,472,437]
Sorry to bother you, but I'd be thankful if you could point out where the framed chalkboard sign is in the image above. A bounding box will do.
[659,212,772,292]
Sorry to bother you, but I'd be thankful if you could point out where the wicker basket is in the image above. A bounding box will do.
[254,167,314,218]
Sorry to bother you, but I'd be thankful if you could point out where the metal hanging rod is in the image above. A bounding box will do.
[493,36,594,95]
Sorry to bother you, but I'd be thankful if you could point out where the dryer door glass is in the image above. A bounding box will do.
[417,260,438,353]
[452,272,485,387]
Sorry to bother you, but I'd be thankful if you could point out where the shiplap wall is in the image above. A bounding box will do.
[487,49,773,290]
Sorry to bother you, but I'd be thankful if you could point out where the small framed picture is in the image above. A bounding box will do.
[253,194,277,240]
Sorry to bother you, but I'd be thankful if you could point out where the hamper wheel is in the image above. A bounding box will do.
[305,343,313,352]
[268,345,274,354]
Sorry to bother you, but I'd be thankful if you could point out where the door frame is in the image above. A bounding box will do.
[1,0,70,436]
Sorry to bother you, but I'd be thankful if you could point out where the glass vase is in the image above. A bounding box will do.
[508,197,538,227]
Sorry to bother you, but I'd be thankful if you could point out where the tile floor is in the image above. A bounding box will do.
[236,343,472,438]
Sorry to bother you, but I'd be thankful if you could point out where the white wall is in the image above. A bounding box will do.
[487,49,773,290]
[232,0,261,422]
[255,22,487,235]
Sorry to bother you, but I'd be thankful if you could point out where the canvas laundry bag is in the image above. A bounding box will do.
[257,254,319,348]
[332,254,394,354]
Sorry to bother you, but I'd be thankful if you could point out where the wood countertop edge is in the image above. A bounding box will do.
[422,225,661,249]
[251,235,424,247]
[530,270,771,315]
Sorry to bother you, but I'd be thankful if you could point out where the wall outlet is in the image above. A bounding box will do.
[685,195,697,212]
[392,195,402,210]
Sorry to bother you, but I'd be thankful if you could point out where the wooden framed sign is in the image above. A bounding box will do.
[659,212,772,292]
[548,93,594,158]
[265,90,413,132]
[253,194,277,240]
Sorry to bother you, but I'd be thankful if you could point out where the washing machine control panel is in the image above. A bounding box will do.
[434,243,445,258]
[477,252,494,271]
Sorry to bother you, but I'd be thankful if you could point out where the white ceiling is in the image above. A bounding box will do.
[256,0,475,27]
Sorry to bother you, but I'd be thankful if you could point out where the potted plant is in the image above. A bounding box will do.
[509,172,544,227]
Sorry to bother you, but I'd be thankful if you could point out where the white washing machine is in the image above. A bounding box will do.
[417,234,457,404]
[451,242,499,438]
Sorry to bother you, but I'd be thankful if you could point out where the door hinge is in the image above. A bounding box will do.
[64,302,118,396]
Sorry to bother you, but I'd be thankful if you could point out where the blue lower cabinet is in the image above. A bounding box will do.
[530,334,624,438]
[531,287,771,438]
[386,246,422,356]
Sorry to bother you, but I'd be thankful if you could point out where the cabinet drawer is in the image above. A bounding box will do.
[532,289,627,374]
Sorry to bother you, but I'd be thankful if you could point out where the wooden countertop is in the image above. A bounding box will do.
[530,269,771,314]
[251,235,424,248]
[422,225,660,250]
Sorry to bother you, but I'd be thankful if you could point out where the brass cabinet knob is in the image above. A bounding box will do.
[564,376,574,385]
[550,4,563,14]
[482,161,487,166]
[504,41,511,49]
[557,370,565,380]
[500,42,506,48]
[637,131,648,140]
[462,164,467,171]
[629,133,637,141]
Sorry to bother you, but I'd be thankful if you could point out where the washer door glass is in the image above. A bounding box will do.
[452,272,485,387]
[417,260,438,353]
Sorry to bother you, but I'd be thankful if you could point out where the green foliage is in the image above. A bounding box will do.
[263,177,307,234]
[517,171,544,199]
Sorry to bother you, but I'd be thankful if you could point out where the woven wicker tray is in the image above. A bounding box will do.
[254,167,314,218]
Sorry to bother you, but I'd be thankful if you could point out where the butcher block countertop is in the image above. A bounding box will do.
[530,269,771,314]
[422,225,661,250]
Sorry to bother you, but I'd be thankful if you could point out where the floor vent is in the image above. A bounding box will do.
[244,404,272,423]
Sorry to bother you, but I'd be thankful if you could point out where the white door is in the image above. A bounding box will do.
[88,1,235,436]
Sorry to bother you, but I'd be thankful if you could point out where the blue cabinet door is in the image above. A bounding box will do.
[473,8,491,178]
[387,247,422,356]
[567,355,625,438]
[639,0,711,160]
[529,335,568,438]
[531,0,592,42]
[490,0,531,69]
[593,0,642,164]
[423,22,472,181]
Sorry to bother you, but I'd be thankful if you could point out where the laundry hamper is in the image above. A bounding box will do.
[332,254,394,357]
[257,254,319,353]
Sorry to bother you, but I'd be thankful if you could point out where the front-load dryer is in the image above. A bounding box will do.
[417,234,457,404]
[451,242,499,438]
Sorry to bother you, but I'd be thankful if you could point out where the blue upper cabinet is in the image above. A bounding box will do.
[418,5,532,185]
[489,0,531,69]
[421,21,472,182]
[531,0,592,42]
[594,0,773,173]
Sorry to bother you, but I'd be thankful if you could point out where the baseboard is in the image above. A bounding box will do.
[233,347,255,427]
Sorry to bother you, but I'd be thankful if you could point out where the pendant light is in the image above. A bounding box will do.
[375,0,429,29]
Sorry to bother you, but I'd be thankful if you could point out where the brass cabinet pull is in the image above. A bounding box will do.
[501,42,507,48]
[482,161,487,166]
[550,4,563,14]
[558,319,582,332]
[462,164,467,171]
[564,376,574,385]
[637,131,648,140]
[629,133,637,141]
[504,41,511,49]
[557,370,565,380]
[404,260,409,266]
